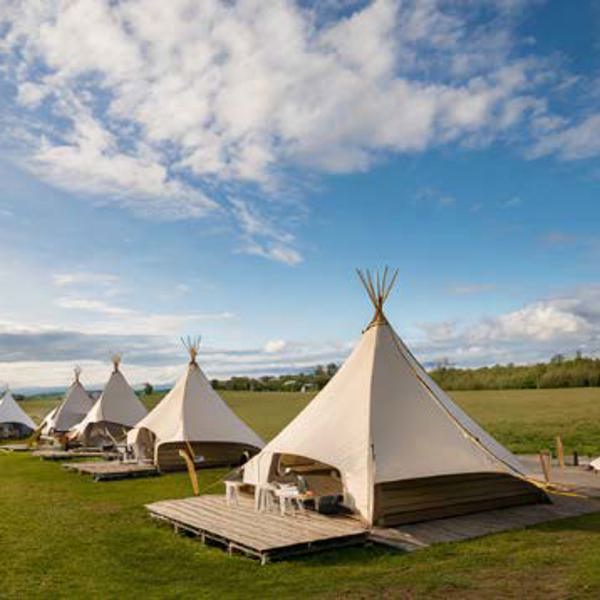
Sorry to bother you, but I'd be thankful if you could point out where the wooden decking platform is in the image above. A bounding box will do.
[146,495,368,564]
[370,493,600,551]
[33,449,115,461]
[520,454,600,497]
[147,491,600,562]
[0,443,32,452]
[63,461,159,481]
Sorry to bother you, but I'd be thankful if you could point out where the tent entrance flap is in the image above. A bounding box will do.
[374,472,549,527]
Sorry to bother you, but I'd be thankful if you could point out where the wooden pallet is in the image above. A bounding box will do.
[146,495,368,564]
[0,443,32,452]
[63,461,159,481]
[33,449,115,461]
[370,493,600,551]
[147,492,600,561]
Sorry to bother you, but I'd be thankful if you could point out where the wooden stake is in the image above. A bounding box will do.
[556,435,565,468]
[179,448,200,496]
[539,451,551,483]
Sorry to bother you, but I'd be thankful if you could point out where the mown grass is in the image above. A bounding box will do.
[1,387,600,598]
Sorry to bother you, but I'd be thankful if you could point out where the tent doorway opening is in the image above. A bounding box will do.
[0,422,33,439]
[270,453,344,513]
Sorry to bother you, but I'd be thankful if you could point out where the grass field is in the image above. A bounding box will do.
[2,388,600,598]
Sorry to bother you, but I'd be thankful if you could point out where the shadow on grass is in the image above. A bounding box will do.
[288,542,403,567]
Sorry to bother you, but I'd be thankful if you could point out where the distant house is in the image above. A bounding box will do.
[282,380,297,388]
[301,383,316,393]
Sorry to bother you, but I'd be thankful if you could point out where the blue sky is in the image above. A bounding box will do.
[0,0,599,390]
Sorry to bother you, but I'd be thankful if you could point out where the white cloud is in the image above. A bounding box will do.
[414,285,600,366]
[55,297,133,317]
[530,114,600,161]
[52,272,120,287]
[53,294,234,335]
[0,0,563,264]
[3,283,600,390]
[230,197,302,265]
[264,339,288,353]
[502,195,521,208]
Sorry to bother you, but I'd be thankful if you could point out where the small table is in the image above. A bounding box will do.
[274,486,310,516]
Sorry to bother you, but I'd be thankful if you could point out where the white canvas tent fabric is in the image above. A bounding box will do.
[40,407,58,436]
[0,390,36,431]
[243,270,530,525]
[127,346,264,462]
[41,368,95,434]
[590,456,600,471]
[69,358,147,444]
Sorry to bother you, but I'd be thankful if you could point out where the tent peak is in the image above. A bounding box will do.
[356,267,398,328]
[74,365,82,382]
[181,335,201,365]
[111,353,122,372]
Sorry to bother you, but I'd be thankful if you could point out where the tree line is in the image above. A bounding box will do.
[209,353,600,392]
[429,353,600,391]
[211,363,339,392]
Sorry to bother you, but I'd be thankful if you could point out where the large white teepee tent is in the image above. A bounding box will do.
[69,355,147,447]
[0,389,36,439]
[243,269,547,526]
[128,338,264,471]
[40,367,95,435]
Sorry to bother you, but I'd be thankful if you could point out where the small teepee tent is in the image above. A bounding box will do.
[0,389,36,439]
[127,338,264,471]
[40,367,95,435]
[69,355,147,447]
[243,269,547,526]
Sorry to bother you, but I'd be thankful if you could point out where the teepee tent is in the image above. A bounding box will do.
[243,269,547,526]
[40,367,95,435]
[0,389,36,439]
[69,355,147,447]
[127,338,264,471]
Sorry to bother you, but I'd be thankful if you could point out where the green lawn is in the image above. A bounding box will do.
[2,388,600,598]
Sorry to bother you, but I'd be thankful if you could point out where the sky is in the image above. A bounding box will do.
[0,0,599,391]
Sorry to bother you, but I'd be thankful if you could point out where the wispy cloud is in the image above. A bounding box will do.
[52,272,120,288]
[530,114,600,160]
[1,0,590,265]
[230,198,302,265]
[55,297,133,316]
[53,294,234,335]
[502,195,521,208]
[415,187,457,208]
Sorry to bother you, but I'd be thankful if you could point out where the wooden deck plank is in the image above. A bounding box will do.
[520,455,600,498]
[146,495,367,560]
[0,444,32,452]
[33,449,117,461]
[379,494,600,549]
[155,498,361,549]
[63,461,158,480]
[145,471,600,562]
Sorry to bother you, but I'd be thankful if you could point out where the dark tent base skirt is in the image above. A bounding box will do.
[374,471,549,527]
